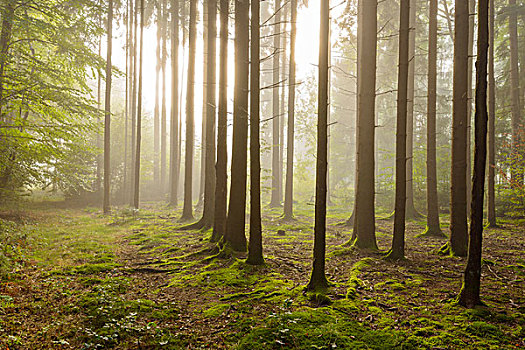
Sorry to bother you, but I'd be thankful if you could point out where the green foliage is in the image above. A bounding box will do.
[0,0,106,201]
[0,218,27,278]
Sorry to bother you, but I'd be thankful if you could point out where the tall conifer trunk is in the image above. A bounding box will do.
[487,0,497,227]
[270,0,282,208]
[307,0,330,292]
[353,0,378,250]
[103,0,113,214]
[446,0,469,257]
[247,0,264,265]
[133,0,145,210]
[154,1,161,188]
[169,0,180,207]
[459,0,489,308]
[161,0,168,192]
[423,0,444,237]
[224,0,249,252]
[181,0,197,221]
[387,0,410,260]
[211,0,229,242]
[284,0,297,220]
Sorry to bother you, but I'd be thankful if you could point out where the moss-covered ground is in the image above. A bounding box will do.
[0,201,524,349]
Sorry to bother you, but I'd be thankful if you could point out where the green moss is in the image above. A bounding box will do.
[203,303,230,317]
[465,321,503,338]
[236,309,400,349]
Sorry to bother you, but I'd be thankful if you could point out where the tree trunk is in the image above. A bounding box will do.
[123,0,130,203]
[181,0,197,221]
[423,0,444,237]
[154,1,161,189]
[133,0,145,210]
[307,0,330,292]
[386,0,410,260]
[270,0,282,208]
[405,0,421,220]
[161,0,168,193]
[211,0,229,242]
[169,0,180,207]
[508,0,522,186]
[458,0,488,308]
[284,0,297,220]
[224,0,249,252]
[96,33,102,193]
[198,0,217,228]
[247,0,264,265]
[353,0,378,250]
[280,4,288,207]
[103,0,113,214]
[466,0,475,217]
[130,0,138,206]
[447,0,469,257]
[198,0,209,209]
[487,0,497,227]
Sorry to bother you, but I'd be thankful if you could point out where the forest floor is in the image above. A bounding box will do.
[0,200,524,349]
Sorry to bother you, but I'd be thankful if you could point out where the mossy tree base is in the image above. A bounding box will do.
[417,226,447,238]
[438,242,467,257]
[383,249,406,261]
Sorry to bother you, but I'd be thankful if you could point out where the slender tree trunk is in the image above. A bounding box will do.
[130,0,138,206]
[487,0,497,227]
[170,0,180,207]
[247,0,264,265]
[446,0,469,257]
[307,0,330,292]
[198,0,209,209]
[353,0,378,250]
[197,0,217,228]
[279,4,288,206]
[509,0,522,185]
[386,0,410,260]
[466,0,475,217]
[284,0,297,220]
[161,0,168,193]
[211,0,229,242]
[458,0,488,308]
[154,2,161,188]
[96,33,102,193]
[103,0,113,214]
[270,0,282,208]
[405,0,421,219]
[123,0,130,202]
[423,0,444,237]
[224,0,249,252]
[133,0,145,210]
[181,0,197,221]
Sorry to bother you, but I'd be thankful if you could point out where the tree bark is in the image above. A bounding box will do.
[161,0,168,193]
[423,0,444,237]
[133,0,145,210]
[224,0,249,252]
[284,0,297,220]
[459,0,488,308]
[211,0,229,242]
[447,0,469,257]
[386,0,410,260]
[405,0,421,220]
[103,0,113,214]
[199,0,217,228]
[487,0,497,227]
[130,0,138,206]
[154,1,161,189]
[169,0,180,207]
[247,0,264,265]
[181,0,197,221]
[466,0,475,217]
[307,0,330,292]
[269,0,282,208]
[198,0,209,209]
[508,0,522,186]
[353,0,378,250]
[0,1,15,119]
